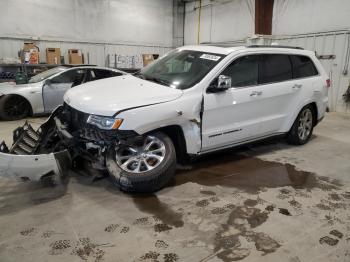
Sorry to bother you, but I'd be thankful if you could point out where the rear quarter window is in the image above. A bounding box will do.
[290,55,318,78]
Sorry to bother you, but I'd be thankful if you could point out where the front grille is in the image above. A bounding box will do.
[63,103,136,143]
[65,104,89,131]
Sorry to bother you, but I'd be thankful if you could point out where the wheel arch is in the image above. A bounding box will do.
[0,93,33,116]
[148,125,190,164]
[309,102,318,127]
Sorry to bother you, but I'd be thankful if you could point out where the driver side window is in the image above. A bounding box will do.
[50,69,83,84]
[221,55,259,87]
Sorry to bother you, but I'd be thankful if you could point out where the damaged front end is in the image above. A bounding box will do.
[0,107,71,183]
[0,104,139,184]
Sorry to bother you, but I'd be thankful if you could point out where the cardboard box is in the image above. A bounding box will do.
[46,48,61,64]
[22,42,40,64]
[142,54,154,67]
[68,49,83,64]
[23,42,37,52]
[142,54,159,67]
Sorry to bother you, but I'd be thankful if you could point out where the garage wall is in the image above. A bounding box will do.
[271,0,350,113]
[272,0,350,35]
[184,0,254,45]
[0,0,174,66]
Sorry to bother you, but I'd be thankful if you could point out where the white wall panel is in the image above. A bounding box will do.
[272,0,350,113]
[273,0,350,35]
[0,0,174,66]
[0,0,173,46]
[270,31,350,113]
[184,0,254,45]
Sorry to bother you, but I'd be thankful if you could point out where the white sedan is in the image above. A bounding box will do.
[0,66,125,120]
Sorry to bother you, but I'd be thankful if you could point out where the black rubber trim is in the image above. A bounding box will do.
[200,132,285,154]
[208,128,242,138]
[247,45,303,50]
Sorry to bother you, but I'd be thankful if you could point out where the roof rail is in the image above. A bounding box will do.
[67,64,97,67]
[247,45,304,50]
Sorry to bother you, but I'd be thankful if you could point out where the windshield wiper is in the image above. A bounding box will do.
[133,72,170,87]
[132,71,145,79]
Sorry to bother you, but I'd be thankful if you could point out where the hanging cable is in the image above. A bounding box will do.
[197,0,202,44]
[342,32,350,75]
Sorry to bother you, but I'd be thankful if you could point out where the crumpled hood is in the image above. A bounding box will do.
[64,75,183,116]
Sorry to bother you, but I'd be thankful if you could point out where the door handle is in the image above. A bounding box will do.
[292,84,302,89]
[250,91,263,96]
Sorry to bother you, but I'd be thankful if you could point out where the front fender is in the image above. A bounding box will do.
[117,93,203,154]
[0,85,44,114]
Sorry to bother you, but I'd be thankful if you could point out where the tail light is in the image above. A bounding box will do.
[326,79,331,88]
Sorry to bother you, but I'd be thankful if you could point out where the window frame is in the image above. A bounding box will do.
[220,54,260,88]
[290,54,319,80]
[258,53,294,85]
[50,68,86,84]
[207,52,320,93]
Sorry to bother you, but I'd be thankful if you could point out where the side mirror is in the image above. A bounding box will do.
[217,75,231,90]
[208,75,231,93]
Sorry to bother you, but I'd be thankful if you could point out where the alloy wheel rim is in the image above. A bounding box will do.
[4,97,26,117]
[115,135,166,173]
[298,109,312,140]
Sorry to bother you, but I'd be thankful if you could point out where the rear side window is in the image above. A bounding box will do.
[291,55,318,78]
[259,54,293,84]
[221,55,259,87]
[51,69,85,84]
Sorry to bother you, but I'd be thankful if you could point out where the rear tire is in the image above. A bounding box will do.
[106,131,176,193]
[0,95,31,121]
[286,105,315,145]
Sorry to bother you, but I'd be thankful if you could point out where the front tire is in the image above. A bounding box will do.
[0,95,31,121]
[287,105,315,145]
[106,131,176,193]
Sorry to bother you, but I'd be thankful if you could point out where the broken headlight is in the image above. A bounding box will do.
[87,115,123,130]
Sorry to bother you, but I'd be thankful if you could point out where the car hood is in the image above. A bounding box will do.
[64,75,183,116]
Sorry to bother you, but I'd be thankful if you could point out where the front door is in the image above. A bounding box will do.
[43,69,86,112]
[201,55,262,151]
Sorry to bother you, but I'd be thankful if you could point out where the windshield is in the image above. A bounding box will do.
[138,50,225,90]
[28,66,67,83]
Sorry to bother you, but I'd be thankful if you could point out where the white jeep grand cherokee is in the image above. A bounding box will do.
[1,45,329,192]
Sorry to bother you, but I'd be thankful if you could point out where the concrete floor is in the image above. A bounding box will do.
[0,113,349,262]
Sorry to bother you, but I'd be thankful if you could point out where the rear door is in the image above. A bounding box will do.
[253,53,298,135]
[43,68,86,112]
[256,54,320,135]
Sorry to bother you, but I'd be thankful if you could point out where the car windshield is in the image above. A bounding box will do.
[137,50,225,90]
[28,66,67,83]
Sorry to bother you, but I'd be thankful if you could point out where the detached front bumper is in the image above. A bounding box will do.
[0,106,71,182]
[0,104,139,183]
[0,149,70,182]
